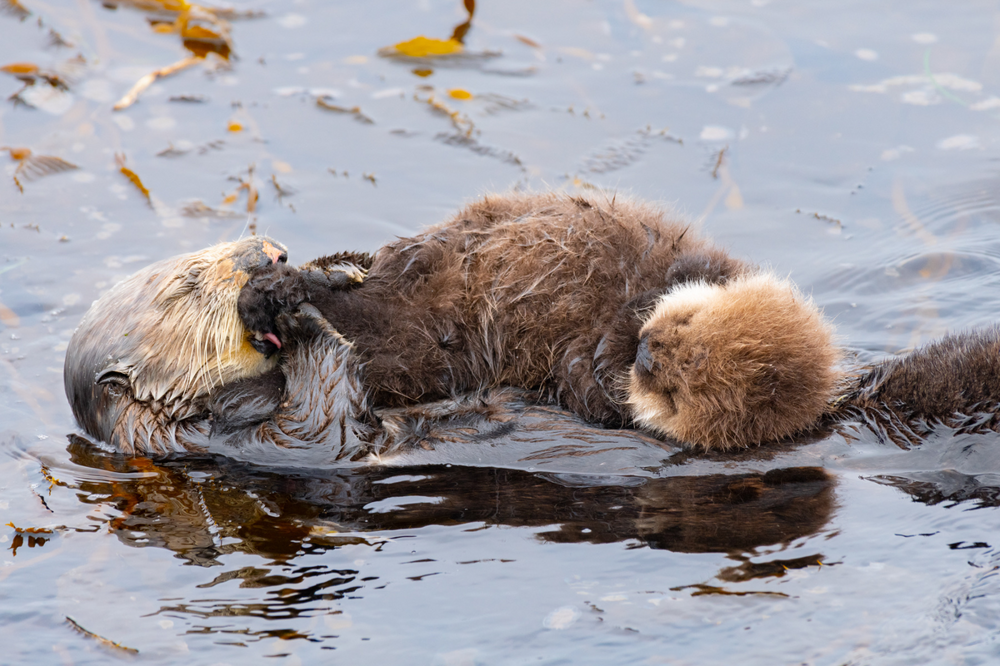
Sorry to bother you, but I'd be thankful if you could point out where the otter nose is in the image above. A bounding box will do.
[261,240,287,265]
[635,333,655,376]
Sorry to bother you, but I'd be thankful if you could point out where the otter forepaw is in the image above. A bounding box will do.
[275,303,347,348]
[239,265,314,356]
[626,273,842,451]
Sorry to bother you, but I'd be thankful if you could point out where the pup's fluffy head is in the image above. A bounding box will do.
[627,273,841,450]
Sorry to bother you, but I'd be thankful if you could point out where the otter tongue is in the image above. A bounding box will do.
[264,332,282,349]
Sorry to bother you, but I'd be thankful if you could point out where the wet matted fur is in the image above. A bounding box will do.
[65,192,1000,461]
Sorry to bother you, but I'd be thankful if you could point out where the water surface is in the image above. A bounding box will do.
[4,0,1000,663]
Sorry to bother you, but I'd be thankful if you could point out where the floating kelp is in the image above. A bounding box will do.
[104,0,264,109]
[476,92,532,115]
[379,42,501,69]
[115,153,151,203]
[5,521,54,534]
[112,55,201,110]
[578,126,681,175]
[108,0,252,59]
[0,0,30,21]
[315,97,374,124]
[270,174,296,200]
[1,61,69,88]
[415,91,474,136]
[45,27,72,49]
[180,200,241,218]
[1,55,85,111]
[2,146,78,193]
[435,132,523,167]
[169,93,207,102]
[389,36,463,58]
[378,1,499,68]
[65,617,139,655]
[224,164,259,213]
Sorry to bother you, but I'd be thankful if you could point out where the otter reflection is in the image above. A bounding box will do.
[66,438,834,566]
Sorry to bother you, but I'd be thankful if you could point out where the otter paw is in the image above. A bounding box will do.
[275,303,346,348]
[626,273,841,450]
[301,251,371,288]
[239,265,313,356]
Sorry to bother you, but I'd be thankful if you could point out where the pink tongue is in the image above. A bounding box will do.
[264,332,282,349]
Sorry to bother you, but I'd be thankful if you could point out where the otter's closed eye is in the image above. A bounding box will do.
[97,370,131,396]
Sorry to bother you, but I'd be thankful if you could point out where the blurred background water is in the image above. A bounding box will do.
[4,0,1000,663]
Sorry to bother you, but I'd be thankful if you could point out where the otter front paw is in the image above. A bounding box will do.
[239,265,313,356]
[275,302,346,348]
[626,273,842,450]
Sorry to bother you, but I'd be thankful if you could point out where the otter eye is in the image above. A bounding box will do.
[97,370,131,397]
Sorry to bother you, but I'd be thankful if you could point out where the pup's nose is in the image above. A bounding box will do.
[635,333,655,376]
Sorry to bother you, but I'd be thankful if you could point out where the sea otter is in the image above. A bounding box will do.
[64,192,1000,461]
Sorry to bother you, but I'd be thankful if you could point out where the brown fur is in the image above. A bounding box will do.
[831,326,1000,445]
[283,192,840,448]
[296,193,841,449]
[628,275,841,450]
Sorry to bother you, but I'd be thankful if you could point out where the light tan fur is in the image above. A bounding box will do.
[65,237,285,454]
[627,274,842,450]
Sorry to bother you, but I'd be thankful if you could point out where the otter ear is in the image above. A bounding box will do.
[97,369,131,397]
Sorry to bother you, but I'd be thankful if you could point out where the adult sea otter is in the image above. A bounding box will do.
[63,192,1000,461]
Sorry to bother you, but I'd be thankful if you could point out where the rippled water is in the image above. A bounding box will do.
[4,0,1000,663]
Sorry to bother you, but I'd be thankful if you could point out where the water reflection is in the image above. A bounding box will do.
[66,438,835,567]
[873,470,1000,509]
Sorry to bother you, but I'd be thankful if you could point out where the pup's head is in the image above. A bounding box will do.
[64,237,288,454]
[627,273,841,450]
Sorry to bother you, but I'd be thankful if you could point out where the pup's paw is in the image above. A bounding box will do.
[627,273,841,450]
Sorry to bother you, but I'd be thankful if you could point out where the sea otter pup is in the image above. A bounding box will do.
[63,192,1000,460]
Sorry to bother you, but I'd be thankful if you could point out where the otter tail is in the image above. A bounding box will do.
[832,326,1000,445]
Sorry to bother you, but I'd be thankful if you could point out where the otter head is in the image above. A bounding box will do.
[627,273,842,450]
[64,237,288,455]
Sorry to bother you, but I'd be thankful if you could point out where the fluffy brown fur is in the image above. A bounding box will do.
[261,192,838,451]
[628,275,840,449]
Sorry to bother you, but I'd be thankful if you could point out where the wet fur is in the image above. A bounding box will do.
[65,192,1000,460]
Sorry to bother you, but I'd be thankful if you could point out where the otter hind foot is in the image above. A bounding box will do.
[626,273,842,451]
